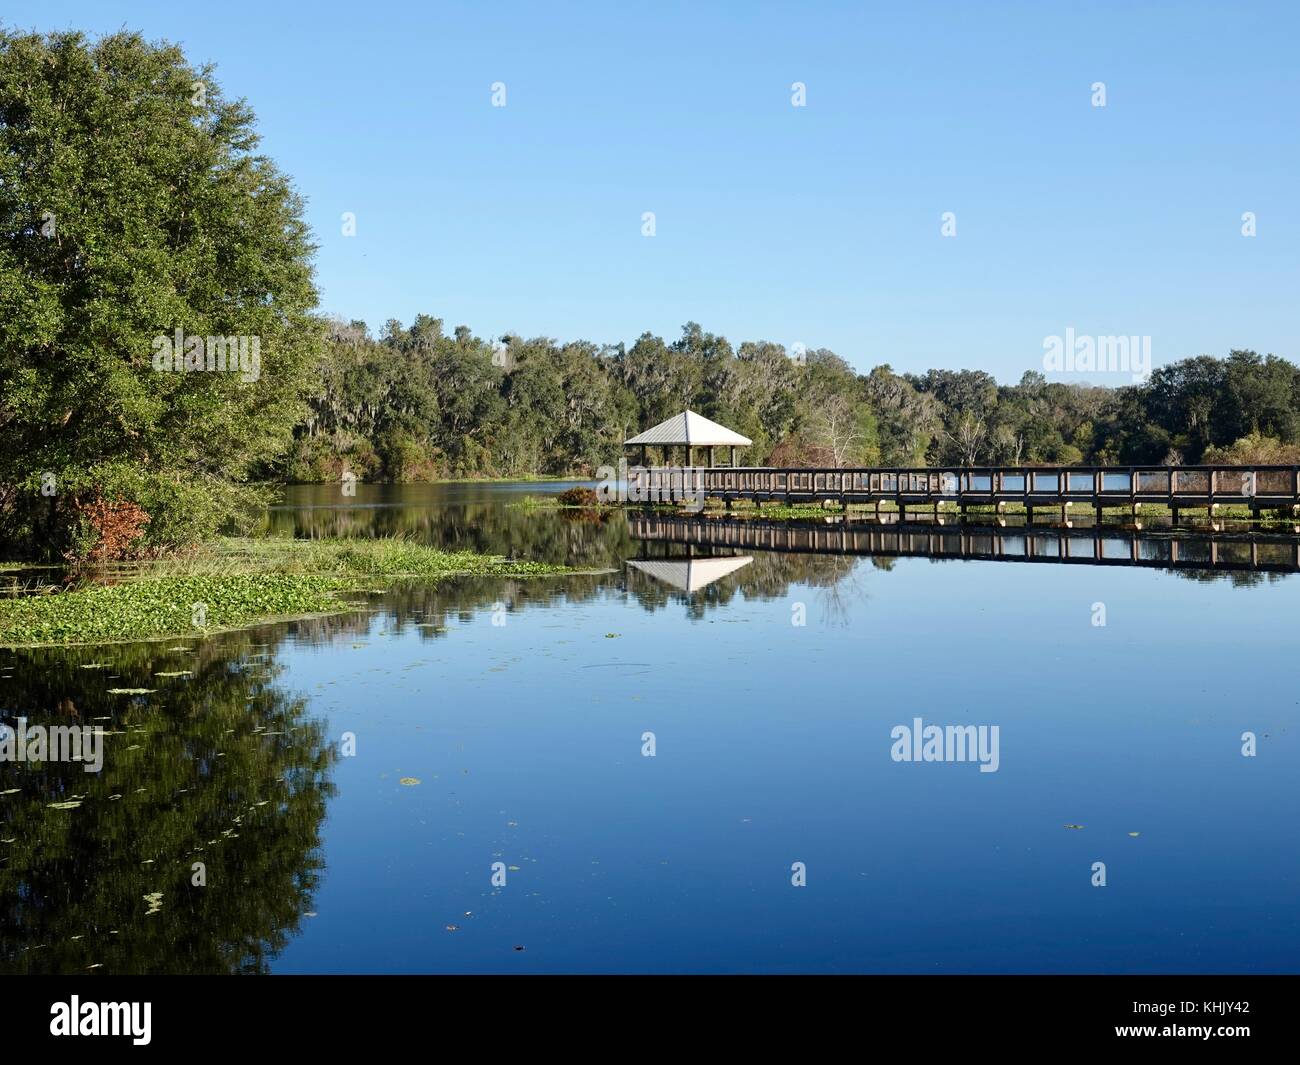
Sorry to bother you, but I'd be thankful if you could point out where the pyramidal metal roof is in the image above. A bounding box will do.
[626,556,754,593]
[624,410,753,447]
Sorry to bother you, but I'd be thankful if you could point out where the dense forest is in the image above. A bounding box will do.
[285,315,1300,482]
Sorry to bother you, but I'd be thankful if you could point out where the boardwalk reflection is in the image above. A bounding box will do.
[628,513,1300,576]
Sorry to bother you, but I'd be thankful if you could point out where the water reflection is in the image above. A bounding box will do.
[628,513,1300,588]
[4,483,1298,974]
[0,635,335,974]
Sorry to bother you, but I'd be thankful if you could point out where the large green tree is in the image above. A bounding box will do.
[0,28,320,556]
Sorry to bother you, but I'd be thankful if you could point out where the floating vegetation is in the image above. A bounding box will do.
[143,892,164,915]
[154,671,192,677]
[47,800,84,810]
[399,777,421,786]
[0,537,570,647]
[1063,824,1084,830]
[107,688,156,695]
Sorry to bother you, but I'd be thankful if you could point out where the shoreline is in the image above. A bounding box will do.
[0,538,578,649]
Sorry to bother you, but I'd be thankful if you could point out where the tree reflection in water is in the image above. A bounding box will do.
[0,634,335,974]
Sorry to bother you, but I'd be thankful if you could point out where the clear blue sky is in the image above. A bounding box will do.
[9,1,1298,382]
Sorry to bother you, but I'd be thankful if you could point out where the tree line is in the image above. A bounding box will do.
[288,315,1300,481]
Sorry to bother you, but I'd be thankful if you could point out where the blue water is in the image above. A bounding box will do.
[270,557,1300,973]
[3,484,1297,973]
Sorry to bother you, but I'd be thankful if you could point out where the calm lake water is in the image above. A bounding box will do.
[2,482,1298,973]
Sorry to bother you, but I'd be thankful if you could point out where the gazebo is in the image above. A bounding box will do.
[624,410,752,468]
[626,555,753,592]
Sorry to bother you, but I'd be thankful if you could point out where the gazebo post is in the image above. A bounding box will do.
[622,411,752,477]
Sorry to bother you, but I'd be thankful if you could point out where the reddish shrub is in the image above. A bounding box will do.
[557,486,600,507]
[66,495,151,562]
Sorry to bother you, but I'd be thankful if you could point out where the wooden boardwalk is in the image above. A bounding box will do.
[628,513,1300,575]
[628,464,1300,520]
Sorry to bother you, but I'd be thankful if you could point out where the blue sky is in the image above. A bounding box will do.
[9,1,1298,381]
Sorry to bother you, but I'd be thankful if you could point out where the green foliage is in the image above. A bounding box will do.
[0,28,320,557]
[291,319,1300,481]
[0,537,572,645]
[208,536,572,579]
[0,574,346,645]
[1202,432,1300,465]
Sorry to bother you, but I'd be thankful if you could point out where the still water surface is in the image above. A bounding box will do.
[2,483,1297,973]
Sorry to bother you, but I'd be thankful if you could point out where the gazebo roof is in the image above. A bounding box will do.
[626,556,753,593]
[624,410,752,447]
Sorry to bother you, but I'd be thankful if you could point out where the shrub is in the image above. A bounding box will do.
[65,494,151,563]
[557,486,600,507]
[1202,433,1300,465]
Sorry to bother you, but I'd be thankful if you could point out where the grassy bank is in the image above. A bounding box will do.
[509,496,614,511]
[0,537,572,648]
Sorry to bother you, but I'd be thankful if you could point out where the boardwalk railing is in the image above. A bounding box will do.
[626,464,1300,514]
[628,514,1300,575]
